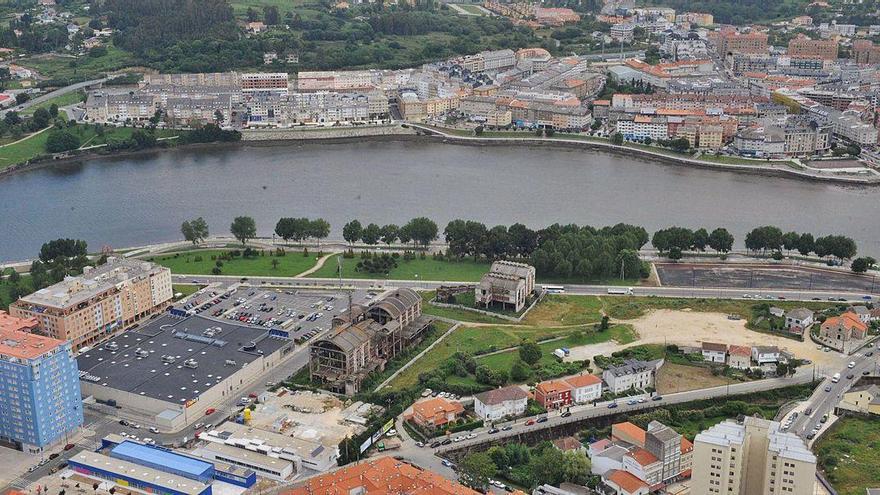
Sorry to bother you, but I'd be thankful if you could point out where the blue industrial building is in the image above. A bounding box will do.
[0,329,83,453]
[90,437,256,490]
[110,441,215,483]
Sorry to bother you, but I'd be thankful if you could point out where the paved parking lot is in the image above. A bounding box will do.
[656,263,879,295]
[174,284,376,343]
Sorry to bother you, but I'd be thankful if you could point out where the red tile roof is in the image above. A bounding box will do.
[564,374,601,388]
[612,422,646,446]
[287,457,479,495]
[536,380,573,395]
[606,469,649,494]
[552,436,584,452]
[628,447,659,466]
[728,345,751,356]
[681,437,693,453]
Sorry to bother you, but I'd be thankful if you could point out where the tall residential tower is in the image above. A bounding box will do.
[0,328,83,453]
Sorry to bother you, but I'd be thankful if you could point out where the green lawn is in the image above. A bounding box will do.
[453,4,487,15]
[306,254,489,282]
[522,295,605,326]
[20,91,85,116]
[419,291,515,324]
[476,324,637,372]
[0,128,52,169]
[602,296,837,321]
[385,322,636,390]
[815,416,880,495]
[172,284,203,299]
[230,0,317,18]
[148,249,319,277]
[0,125,183,170]
[18,44,137,82]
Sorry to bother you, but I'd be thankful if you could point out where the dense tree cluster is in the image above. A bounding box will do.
[529,224,649,280]
[100,0,237,55]
[274,217,331,244]
[652,227,734,258]
[441,220,648,282]
[639,0,807,24]
[744,226,857,260]
[342,217,438,247]
[462,441,592,490]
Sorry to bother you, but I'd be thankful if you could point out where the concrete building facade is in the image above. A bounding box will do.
[691,417,816,495]
[10,258,172,351]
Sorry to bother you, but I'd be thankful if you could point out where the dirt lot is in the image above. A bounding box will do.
[655,362,730,394]
[569,309,847,369]
[656,262,878,294]
[628,309,845,367]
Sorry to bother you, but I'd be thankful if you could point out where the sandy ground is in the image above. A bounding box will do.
[569,310,847,369]
[655,362,729,394]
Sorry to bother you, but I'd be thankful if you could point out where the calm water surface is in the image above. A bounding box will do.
[2,139,879,261]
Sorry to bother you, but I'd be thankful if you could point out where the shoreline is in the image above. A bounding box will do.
[2,123,876,186]
[407,124,880,186]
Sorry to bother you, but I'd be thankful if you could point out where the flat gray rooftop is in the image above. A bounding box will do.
[77,314,289,405]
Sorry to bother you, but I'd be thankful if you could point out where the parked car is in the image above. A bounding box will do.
[64,443,75,451]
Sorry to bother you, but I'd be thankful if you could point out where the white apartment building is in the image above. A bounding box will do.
[473,386,529,421]
[611,23,635,42]
[602,359,663,394]
[691,417,816,495]
[616,116,669,141]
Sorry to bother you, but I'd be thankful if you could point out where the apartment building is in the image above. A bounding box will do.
[616,115,669,141]
[286,91,388,123]
[240,72,289,94]
[787,35,838,61]
[675,12,713,27]
[141,72,240,88]
[691,416,816,495]
[473,385,528,421]
[535,380,573,410]
[610,23,635,42]
[853,39,880,65]
[0,328,83,453]
[602,359,663,394]
[84,92,156,123]
[296,70,376,92]
[10,258,173,350]
[455,49,516,73]
[715,31,769,56]
[164,95,234,125]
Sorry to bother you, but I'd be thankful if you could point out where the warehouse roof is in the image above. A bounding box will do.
[77,314,289,405]
[111,441,213,478]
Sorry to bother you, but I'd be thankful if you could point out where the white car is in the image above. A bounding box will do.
[386,429,397,437]
[131,424,141,429]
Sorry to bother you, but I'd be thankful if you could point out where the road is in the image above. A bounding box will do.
[172,274,874,303]
[788,344,880,441]
[0,78,105,116]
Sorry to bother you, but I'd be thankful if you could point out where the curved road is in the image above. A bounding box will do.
[0,78,105,117]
